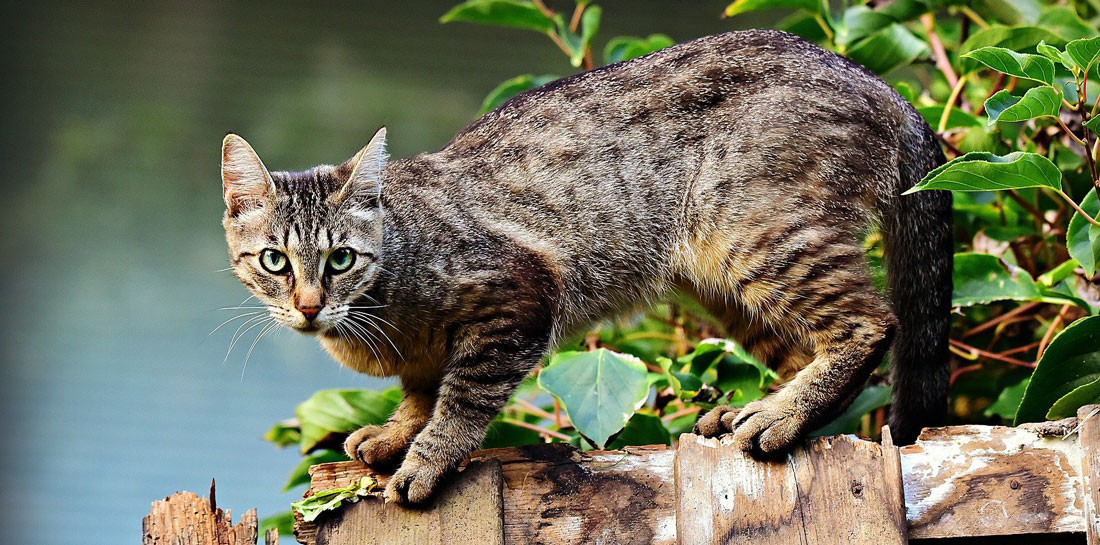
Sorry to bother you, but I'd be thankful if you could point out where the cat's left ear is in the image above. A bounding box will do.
[334,127,387,204]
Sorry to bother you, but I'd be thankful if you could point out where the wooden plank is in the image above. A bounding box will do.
[902,423,1086,538]
[142,489,257,545]
[675,433,907,545]
[881,426,910,542]
[480,443,676,545]
[315,460,504,545]
[1080,405,1100,545]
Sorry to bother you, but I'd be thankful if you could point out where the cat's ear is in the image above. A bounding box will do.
[221,134,276,217]
[334,127,387,204]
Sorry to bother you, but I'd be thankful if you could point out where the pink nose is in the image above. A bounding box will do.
[297,306,321,321]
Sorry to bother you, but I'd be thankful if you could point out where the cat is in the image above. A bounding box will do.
[221,30,951,505]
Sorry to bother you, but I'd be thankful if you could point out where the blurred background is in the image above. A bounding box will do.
[0,2,768,543]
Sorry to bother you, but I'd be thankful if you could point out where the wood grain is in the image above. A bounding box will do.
[675,433,907,545]
[1079,405,1100,545]
[315,460,504,545]
[142,490,257,545]
[902,423,1086,538]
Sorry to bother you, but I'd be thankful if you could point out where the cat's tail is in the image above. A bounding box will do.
[880,114,953,444]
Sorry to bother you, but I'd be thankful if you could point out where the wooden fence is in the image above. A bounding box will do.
[146,404,1100,545]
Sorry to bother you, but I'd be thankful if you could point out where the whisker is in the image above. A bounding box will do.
[341,319,387,376]
[224,316,270,364]
[217,306,268,311]
[241,320,279,381]
[208,311,265,337]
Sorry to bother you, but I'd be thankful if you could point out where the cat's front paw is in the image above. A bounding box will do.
[343,424,410,470]
[729,397,809,456]
[383,452,450,505]
[694,405,740,437]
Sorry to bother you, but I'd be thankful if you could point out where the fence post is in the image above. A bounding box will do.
[142,481,257,545]
[1080,405,1100,545]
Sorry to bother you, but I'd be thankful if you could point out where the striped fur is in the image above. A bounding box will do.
[222,30,951,504]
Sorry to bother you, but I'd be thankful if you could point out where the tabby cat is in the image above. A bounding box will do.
[221,30,951,504]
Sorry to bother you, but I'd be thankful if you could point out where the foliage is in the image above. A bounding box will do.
[261,0,1100,519]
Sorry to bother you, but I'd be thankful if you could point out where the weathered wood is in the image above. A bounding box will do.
[142,490,257,545]
[902,423,1086,538]
[265,528,279,545]
[1080,405,1100,545]
[480,443,676,545]
[293,422,1091,545]
[675,433,906,545]
[314,460,504,545]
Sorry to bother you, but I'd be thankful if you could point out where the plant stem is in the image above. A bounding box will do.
[546,30,574,60]
[813,14,834,41]
[962,301,1042,338]
[1036,305,1072,360]
[1006,190,1051,227]
[939,74,969,134]
[569,3,583,32]
[976,73,1006,116]
[512,397,557,422]
[500,417,573,441]
[923,14,959,89]
[1053,188,1100,227]
[661,405,701,424]
[950,363,983,385]
[531,0,555,18]
[958,6,989,28]
[949,339,1036,368]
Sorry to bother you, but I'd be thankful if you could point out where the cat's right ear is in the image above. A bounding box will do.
[221,134,276,217]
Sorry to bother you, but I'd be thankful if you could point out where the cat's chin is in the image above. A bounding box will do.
[293,324,326,336]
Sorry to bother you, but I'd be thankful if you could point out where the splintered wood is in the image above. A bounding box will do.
[142,490,257,545]
[290,405,1099,545]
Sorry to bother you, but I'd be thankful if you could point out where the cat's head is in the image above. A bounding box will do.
[220,128,387,335]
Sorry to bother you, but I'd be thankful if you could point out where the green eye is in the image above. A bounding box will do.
[327,248,356,274]
[260,249,290,274]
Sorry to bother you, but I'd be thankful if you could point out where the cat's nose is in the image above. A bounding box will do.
[297,305,322,321]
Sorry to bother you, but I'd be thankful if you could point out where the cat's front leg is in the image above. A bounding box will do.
[383,330,547,504]
[344,375,437,470]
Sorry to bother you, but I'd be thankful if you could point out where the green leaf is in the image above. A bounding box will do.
[959,26,1066,73]
[905,151,1062,194]
[1037,7,1097,42]
[916,105,982,129]
[984,376,1029,420]
[1036,40,1075,71]
[264,419,301,448]
[846,23,930,75]
[283,450,348,492]
[537,348,650,448]
[1066,36,1100,72]
[811,385,892,436]
[723,0,822,18]
[952,252,1041,307]
[259,511,295,537]
[976,0,1041,25]
[714,360,767,407]
[984,87,1062,124]
[604,34,675,64]
[295,388,401,453]
[608,413,672,449]
[1016,315,1100,423]
[567,5,601,67]
[1085,115,1100,134]
[291,476,377,522]
[1037,259,1080,287]
[961,46,1056,85]
[1067,190,1100,276]
[1047,377,1100,419]
[836,5,894,47]
[478,74,558,116]
[656,356,702,398]
[440,0,555,32]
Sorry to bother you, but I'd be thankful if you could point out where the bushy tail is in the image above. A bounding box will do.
[882,117,953,444]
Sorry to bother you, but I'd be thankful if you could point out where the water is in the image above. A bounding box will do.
[0,2,762,543]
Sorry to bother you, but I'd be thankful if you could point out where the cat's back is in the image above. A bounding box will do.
[442,29,903,157]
